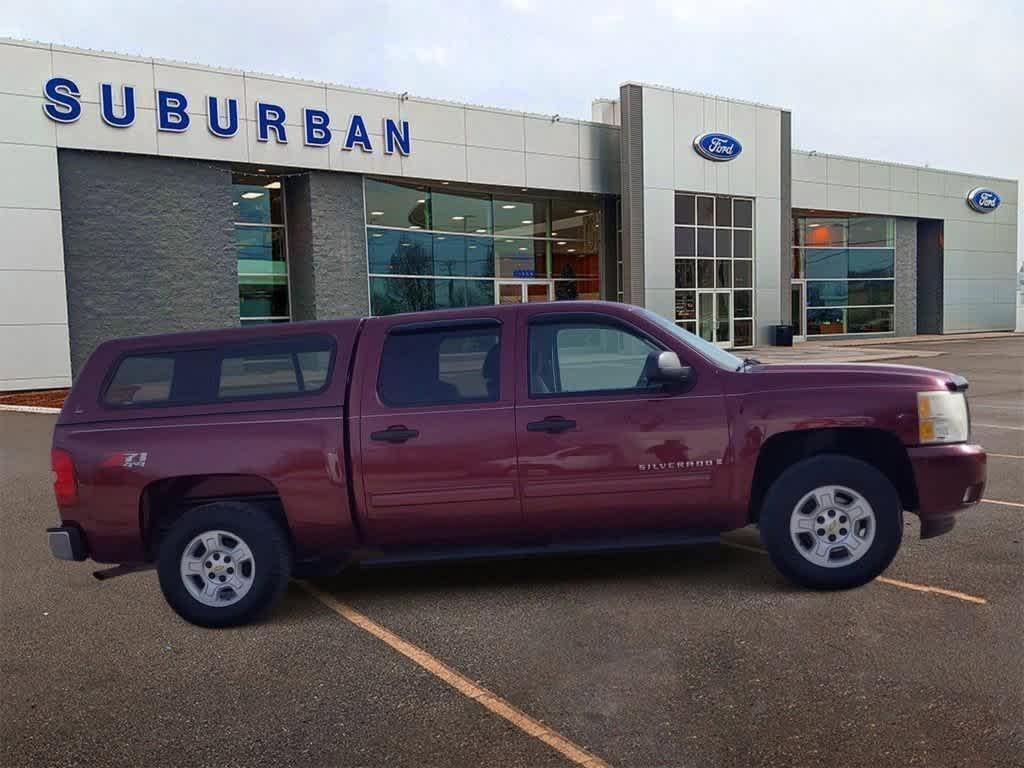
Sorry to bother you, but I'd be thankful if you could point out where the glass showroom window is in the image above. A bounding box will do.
[793,215,894,335]
[233,174,289,325]
[364,178,602,315]
[673,193,754,348]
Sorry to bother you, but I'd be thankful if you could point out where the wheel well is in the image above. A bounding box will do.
[748,428,918,523]
[140,474,291,559]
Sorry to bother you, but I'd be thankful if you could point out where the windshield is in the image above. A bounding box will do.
[637,307,745,371]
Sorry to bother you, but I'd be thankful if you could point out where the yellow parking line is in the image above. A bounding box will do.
[300,583,611,768]
[982,498,1024,509]
[720,539,987,605]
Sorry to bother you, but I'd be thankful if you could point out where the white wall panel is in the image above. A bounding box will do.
[579,158,618,194]
[158,118,249,162]
[465,109,524,152]
[334,143,403,175]
[891,166,918,193]
[792,152,827,183]
[396,137,468,181]
[0,144,60,209]
[0,324,71,386]
[326,88,403,139]
[917,169,946,196]
[0,208,63,270]
[466,146,524,187]
[525,153,579,192]
[0,93,57,146]
[859,162,891,190]
[728,102,757,197]
[579,124,617,161]
[671,91,705,192]
[826,184,859,211]
[792,180,827,209]
[754,107,780,199]
[641,87,674,191]
[827,157,859,187]
[399,99,465,145]
[0,270,68,324]
[642,188,674,290]
[525,117,579,157]
[0,41,52,97]
[859,187,892,215]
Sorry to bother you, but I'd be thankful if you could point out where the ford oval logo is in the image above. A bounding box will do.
[693,132,742,162]
[966,187,1001,213]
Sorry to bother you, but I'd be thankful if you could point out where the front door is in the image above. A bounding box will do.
[354,312,522,546]
[791,281,807,342]
[497,280,553,304]
[697,289,733,348]
[514,307,731,538]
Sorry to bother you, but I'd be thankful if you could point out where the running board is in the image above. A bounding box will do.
[356,530,722,568]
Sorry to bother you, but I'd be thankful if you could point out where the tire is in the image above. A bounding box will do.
[157,502,292,628]
[759,455,902,590]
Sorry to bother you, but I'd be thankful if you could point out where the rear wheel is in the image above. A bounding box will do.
[157,502,291,628]
[759,455,902,590]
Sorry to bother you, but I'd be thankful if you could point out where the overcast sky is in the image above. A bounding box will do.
[3,0,1021,267]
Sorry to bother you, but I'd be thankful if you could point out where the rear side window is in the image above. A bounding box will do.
[103,336,335,407]
[378,326,500,407]
[104,355,175,405]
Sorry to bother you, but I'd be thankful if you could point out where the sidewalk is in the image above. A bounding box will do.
[748,330,1020,365]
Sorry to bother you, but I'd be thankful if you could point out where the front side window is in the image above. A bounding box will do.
[233,174,290,326]
[529,322,660,396]
[378,326,501,407]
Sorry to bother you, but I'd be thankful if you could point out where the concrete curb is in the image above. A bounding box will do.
[0,404,61,414]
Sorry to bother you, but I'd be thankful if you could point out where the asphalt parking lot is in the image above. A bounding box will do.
[2,336,1021,768]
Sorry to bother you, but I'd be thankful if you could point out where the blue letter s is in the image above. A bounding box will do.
[42,77,82,123]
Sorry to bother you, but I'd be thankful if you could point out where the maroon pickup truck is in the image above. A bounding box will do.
[48,301,986,627]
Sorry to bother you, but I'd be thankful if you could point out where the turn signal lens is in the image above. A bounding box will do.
[51,448,79,506]
[917,391,969,445]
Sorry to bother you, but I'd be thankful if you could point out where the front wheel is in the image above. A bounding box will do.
[157,502,292,628]
[759,455,902,590]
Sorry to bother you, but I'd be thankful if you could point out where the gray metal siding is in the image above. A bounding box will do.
[619,84,645,306]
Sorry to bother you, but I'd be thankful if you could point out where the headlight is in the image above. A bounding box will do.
[917,391,969,444]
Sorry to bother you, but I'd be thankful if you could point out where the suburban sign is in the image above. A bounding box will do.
[966,187,1001,213]
[693,132,742,162]
[41,77,412,155]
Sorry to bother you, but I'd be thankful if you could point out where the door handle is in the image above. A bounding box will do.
[526,416,577,434]
[371,425,420,443]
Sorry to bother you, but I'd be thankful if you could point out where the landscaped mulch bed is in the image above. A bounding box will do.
[0,389,68,408]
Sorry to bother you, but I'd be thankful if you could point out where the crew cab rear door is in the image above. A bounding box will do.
[514,307,731,538]
[351,311,522,547]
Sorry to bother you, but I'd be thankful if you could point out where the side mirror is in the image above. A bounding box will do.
[648,351,693,385]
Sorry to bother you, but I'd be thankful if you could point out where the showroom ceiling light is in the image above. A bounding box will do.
[241,192,264,199]
[370,210,384,216]
[263,181,281,189]
[557,241,566,245]
[568,248,576,253]
[451,215,465,221]
[475,228,487,233]
[501,204,516,210]
[416,198,426,204]
[574,209,587,214]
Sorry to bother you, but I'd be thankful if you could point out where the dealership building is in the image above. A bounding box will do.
[0,37,1019,391]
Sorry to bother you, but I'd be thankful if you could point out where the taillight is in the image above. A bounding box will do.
[52,448,78,506]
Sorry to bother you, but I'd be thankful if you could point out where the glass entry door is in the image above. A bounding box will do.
[791,281,806,342]
[497,281,553,304]
[697,289,733,347]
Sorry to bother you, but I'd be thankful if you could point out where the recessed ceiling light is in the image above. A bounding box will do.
[568,248,576,253]
[505,239,514,243]
[501,204,516,210]
[441,181,450,185]
[401,242,412,247]
[574,209,587,214]
[437,236,446,240]
[370,211,384,216]
[518,247,527,252]
[521,219,533,225]
[263,181,281,189]
[468,245,476,249]
[416,198,426,204]
[241,192,264,199]
[451,215,465,221]
[475,228,487,233]
[521,187,527,192]
[551,232,558,236]
[257,168,267,172]
[808,223,821,228]
[371,233,382,238]
[232,201,238,206]
[409,225,421,229]
[557,241,567,245]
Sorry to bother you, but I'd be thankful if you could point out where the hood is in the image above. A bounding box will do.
[742,362,967,394]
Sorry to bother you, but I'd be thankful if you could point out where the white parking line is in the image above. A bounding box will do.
[973,423,1024,431]
[982,498,1024,509]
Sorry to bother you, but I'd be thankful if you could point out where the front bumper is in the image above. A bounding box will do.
[907,443,986,538]
[47,525,88,561]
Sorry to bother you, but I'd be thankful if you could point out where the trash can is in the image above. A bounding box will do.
[771,324,794,347]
